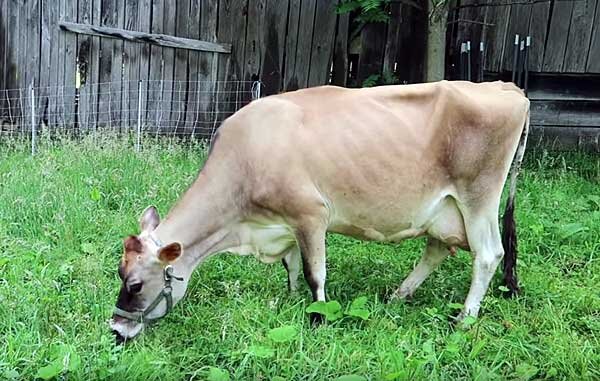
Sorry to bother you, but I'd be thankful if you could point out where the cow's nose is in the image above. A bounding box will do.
[113,329,126,345]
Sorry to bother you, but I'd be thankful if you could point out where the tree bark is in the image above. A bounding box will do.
[425,1,449,82]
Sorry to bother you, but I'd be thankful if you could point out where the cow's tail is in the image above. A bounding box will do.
[502,107,530,297]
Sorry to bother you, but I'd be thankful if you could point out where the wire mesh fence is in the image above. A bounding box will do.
[0,80,261,153]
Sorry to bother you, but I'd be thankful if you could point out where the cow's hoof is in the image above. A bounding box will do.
[309,313,324,327]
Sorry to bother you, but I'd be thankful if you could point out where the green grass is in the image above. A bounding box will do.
[0,137,598,380]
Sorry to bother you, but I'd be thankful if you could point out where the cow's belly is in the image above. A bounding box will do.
[328,193,468,249]
[228,221,297,263]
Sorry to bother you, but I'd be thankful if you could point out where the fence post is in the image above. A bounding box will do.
[30,83,36,156]
[136,80,142,152]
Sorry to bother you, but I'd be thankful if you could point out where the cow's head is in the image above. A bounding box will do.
[109,206,187,344]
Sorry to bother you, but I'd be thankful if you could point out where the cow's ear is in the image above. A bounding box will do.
[158,242,182,263]
[140,206,160,232]
[124,235,143,253]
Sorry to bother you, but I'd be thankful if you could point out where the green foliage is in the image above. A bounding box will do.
[337,0,390,24]
[306,300,344,321]
[267,325,298,343]
[362,71,400,87]
[35,344,81,380]
[0,139,598,380]
[207,367,230,381]
[345,296,371,320]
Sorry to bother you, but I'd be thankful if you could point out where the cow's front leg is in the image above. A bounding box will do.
[281,246,301,292]
[295,225,327,325]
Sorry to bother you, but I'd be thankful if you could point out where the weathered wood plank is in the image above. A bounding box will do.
[527,1,550,72]
[137,0,151,130]
[260,0,289,94]
[77,0,94,132]
[356,22,386,85]
[216,0,248,83]
[290,0,316,89]
[125,0,141,129]
[529,125,600,152]
[531,100,600,128]
[184,0,202,132]
[194,0,219,137]
[173,0,190,134]
[17,0,27,91]
[59,21,232,53]
[283,0,301,90]
[307,0,337,87]
[244,0,266,82]
[25,0,40,130]
[147,0,163,133]
[331,10,349,86]
[484,0,511,72]
[39,0,53,127]
[542,1,574,72]
[383,3,402,77]
[457,0,487,80]
[160,0,177,134]
[98,0,116,128]
[587,0,600,73]
[62,0,78,130]
[564,0,597,73]
[0,0,7,116]
[503,3,532,72]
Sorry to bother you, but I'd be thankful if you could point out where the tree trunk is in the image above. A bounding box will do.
[425,1,449,82]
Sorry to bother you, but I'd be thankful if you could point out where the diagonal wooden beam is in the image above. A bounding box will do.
[59,21,231,54]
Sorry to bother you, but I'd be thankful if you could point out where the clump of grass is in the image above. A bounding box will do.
[0,138,598,380]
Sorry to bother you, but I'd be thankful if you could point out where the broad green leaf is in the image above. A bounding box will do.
[306,300,343,321]
[36,361,63,380]
[346,309,370,320]
[271,377,286,381]
[498,285,510,292]
[514,363,538,380]
[267,325,298,343]
[345,296,370,320]
[333,375,367,381]
[244,345,274,358]
[447,302,463,310]
[207,367,230,381]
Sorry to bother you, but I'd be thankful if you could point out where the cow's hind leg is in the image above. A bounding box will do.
[459,211,504,321]
[281,246,301,292]
[295,224,327,325]
[391,237,449,300]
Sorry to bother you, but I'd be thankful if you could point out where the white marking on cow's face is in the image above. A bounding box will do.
[109,318,144,341]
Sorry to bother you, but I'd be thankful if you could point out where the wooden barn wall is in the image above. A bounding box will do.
[450,0,600,151]
[0,0,427,134]
[450,0,600,74]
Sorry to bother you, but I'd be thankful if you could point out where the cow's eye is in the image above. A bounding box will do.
[128,282,143,294]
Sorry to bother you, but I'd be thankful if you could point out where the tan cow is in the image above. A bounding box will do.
[110,80,529,342]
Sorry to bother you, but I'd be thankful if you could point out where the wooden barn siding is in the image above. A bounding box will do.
[453,0,600,74]
[1,0,428,134]
[452,0,600,151]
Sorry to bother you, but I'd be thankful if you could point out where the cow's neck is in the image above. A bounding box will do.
[152,162,244,273]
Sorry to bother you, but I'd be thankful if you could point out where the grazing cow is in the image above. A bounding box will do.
[110,80,529,343]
